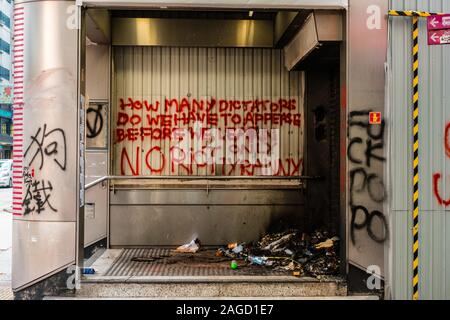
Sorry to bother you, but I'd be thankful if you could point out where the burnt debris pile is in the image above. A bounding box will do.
[216,229,340,278]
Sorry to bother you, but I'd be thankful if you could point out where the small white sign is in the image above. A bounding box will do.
[85,203,95,219]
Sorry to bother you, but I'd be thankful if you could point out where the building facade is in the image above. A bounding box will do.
[9,0,450,300]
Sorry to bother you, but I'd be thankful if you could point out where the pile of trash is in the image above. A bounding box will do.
[215,229,340,278]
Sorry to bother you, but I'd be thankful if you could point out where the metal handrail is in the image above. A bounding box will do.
[85,175,322,190]
[84,176,109,190]
[108,175,321,180]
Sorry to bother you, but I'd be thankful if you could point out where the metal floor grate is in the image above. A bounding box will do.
[104,248,288,277]
[0,287,13,300]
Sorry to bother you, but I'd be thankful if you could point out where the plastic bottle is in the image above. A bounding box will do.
[232,244,244,254]
[82,267,95,274]
[247,255,267,266]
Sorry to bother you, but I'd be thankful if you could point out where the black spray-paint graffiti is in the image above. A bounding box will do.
[24,124,67,171]
[22,125,67,215]
[86,104,104,139]
[22,166,57,215]
[348,110,388,244]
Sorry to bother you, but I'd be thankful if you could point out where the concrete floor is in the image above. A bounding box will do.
[45,296,379,300]
[75,249,353,299]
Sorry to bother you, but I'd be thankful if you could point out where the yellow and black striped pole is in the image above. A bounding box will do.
[411,15,420,301]
[388,10,439,17]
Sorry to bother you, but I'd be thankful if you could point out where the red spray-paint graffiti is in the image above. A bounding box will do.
[433,173,450,206]
[115,96,304,177]
[433,122,450,206]
[120,145,302,177]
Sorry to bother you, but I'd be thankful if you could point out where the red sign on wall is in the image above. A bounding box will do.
[427,14,450,46]
[428,29,450,45]
[427,15,450,30]
[369,112,381,125]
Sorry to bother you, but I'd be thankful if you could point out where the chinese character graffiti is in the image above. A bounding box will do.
[21,124,67,215]
[22,166,57,215]
[24,124,67,171]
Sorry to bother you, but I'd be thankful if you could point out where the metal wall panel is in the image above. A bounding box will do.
[389,0,450,300]
[82,0,348,10]
[347,0,389,277]
[110,189,304,205]
[86,44,109,101]
[112,47,305,177]
[85,42,110,247]
[12,0,79,291]
[110,205,305,246]
[85,152,108,246]
[112,18,274,47]
[109,188,305,246]
[13,220,76,290]
[85,182,108,246]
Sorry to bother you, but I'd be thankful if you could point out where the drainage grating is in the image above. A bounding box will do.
[104,248,288,277]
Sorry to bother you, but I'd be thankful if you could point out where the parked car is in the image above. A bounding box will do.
[0,159,12,188]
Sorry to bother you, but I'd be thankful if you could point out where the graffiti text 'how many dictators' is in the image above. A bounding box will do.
[427,14,450,45]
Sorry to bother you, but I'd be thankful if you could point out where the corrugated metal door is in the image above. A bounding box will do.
[112,47,305,177]
[389,0,450,299]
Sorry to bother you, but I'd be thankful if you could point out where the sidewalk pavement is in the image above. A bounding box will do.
[0,194,13,300]
[0,247,12,300]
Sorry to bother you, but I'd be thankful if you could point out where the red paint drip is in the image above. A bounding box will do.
[433,173,450,207]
